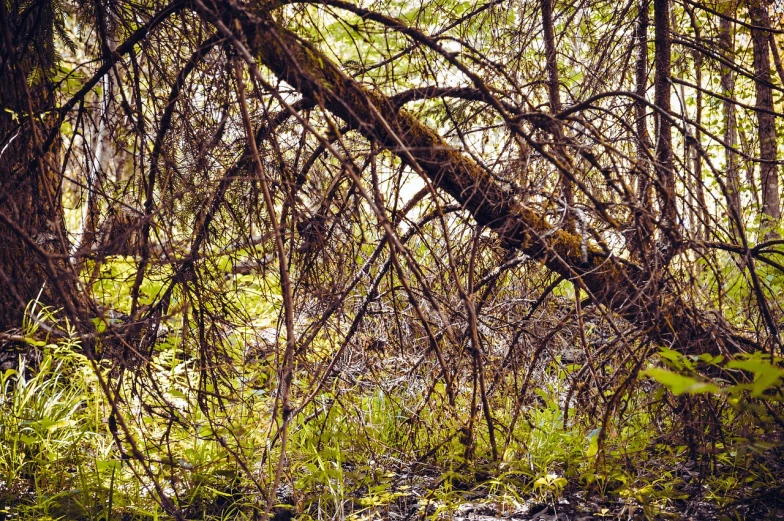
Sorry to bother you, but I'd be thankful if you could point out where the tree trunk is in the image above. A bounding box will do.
[653,0,676,232]
[748,0,781,225]
[0,0,75,333]
[635,0,653,176]
[718,10,743,237]
[540,0,574,232]
[686,6,708,241]
[632,0,656,256]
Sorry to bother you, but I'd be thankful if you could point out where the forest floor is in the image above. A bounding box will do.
[3,338,784,521]
[303,455,784,521]
[376,484,784,520]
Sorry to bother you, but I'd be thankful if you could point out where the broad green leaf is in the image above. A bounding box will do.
[727,358,784,397]
[642,368,720,395]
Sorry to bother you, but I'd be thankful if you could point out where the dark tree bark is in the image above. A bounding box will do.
[748,0,781,223]
[653,0,677,231]
[632,0,655,256]
[635,0,653,170]
[0,0,76,333]
[540,0,574,231]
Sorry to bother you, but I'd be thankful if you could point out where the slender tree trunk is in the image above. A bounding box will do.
[738,126,762,209]
[635,0,653,173]
[748,0,781,225]
[653,0,675,211]
[0,0,76,333]
[718,10,743,237]
[542,0,561,116]
[632,0,656,256]
[768,32,784,86]
[72,75,112,267]
[687,8,710,240]
[541,0,575,231]
[686,6,708,240]
[72,29,127,272]
[653,0,676,232]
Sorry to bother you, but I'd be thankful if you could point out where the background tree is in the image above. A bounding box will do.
[748,0,781,225]
[0,0,78,332]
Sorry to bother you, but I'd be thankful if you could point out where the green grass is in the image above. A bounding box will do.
[0,295,781,520]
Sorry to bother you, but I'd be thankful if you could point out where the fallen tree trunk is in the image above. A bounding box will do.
[197,0,739,355]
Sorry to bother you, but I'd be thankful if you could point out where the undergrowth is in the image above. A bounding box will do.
[0,303,782,520]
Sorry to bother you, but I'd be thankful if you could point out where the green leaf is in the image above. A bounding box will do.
[96,459,120,471]
[658,348,693,370]
[642,368,720,395]
[92,317,108,333]
[169,389,188,400]
[48,419,77,431]
[727,358,784,397]
[697,353,724,365]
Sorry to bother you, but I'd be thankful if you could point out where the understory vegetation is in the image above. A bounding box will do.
[1,264,782,520]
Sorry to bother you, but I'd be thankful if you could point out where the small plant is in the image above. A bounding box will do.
[532,473,567,502]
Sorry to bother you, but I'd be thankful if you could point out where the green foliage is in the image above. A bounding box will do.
[3,251,779,520]
[641,367,720,396]
[643,348,784,403]
[1,323,782,520]
[0,331,110,519]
